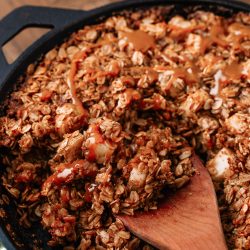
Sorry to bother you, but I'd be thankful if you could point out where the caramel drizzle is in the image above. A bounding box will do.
[67,51,88,116]
[129,66,158,76]
[87,124,104,161]
[201,22,250,53]
[212,61,243,97]
[228,23,250,38]
[223,61,243,82]
[123,30,155,52]
[154,62,200,86]
[228,22,250,50]
[200,25,227,55]
[169,23,204,40]
[129,63,200,86]
[169,68,198,86]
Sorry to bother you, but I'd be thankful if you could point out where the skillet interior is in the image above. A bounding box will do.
[0,1,249,249]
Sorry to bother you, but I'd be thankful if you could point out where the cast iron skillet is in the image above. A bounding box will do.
[0,0,249,249]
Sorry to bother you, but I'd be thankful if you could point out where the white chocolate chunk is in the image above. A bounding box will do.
[225,113,249,134]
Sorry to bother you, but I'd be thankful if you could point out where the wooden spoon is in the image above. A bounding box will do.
[117,154,228,250]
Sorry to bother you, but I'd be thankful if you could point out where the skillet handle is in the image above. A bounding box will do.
[0,5,86,85]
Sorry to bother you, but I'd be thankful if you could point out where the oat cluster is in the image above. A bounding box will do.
[0,6,249,250]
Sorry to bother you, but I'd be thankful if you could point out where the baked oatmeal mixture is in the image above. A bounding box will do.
[0,5,249,250]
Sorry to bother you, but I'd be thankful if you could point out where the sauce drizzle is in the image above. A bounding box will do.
[228,23,250,38]
[67,51,89,116]
[87,124,105,161]
[155,63,200,86]
[228,22,250,50]
[123,30,155,52]
[223,61,243,81]
[200,25,227,55]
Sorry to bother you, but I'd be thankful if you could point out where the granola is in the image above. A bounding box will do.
[0,6,249,250]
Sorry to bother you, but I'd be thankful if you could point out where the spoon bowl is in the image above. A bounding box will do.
[117,154,227,250]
